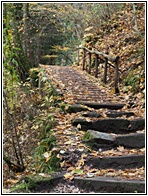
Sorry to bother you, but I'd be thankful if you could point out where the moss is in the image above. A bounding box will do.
[82,132,94,142]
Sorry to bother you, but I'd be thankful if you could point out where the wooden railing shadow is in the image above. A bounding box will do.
[77,47,120,94]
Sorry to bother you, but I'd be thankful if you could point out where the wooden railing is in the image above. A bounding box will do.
[77,47,120,94]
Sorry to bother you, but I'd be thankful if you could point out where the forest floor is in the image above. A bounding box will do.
[3,64,145,193]
[3,3,145,194]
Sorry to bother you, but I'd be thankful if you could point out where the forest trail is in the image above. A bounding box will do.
[36,64,145,193]
[40,64,124,104]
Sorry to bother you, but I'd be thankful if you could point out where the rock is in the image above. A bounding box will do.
[77,102,125,110]
[66,104,88,113]
[82,112,101,118]
[115,133,145,148]
[86,130,115,143]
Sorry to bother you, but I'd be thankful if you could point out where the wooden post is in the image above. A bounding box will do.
[82,48,86,70]
[88,52,91,74]
[103,58,108,83]
[95,54,99,78]
[115,56,120,94]
[77,49,79,66]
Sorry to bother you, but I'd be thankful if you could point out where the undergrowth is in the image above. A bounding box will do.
[3,67,62,188]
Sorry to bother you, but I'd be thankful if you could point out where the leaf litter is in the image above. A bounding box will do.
[4,3,145,193]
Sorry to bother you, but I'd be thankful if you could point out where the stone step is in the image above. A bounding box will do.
[77,102,125,110]
[106,111,135,118]
[115,132,145,148]
[84,130,145,148]
[86,154,145,169]
[72,118,145,134]
[83,111,135,118]
[82,112,101,118]
[74,176,145,193]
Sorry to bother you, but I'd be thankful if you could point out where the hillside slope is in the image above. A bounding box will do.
[78,3,145,98]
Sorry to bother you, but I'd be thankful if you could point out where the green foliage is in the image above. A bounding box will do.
[11,176,37,192]
[32,131,60,173]
[10,174,53,192]
[82,132,94,141]
[3,3,30,80]
[31,114,61,173]
[29,68,40,87]
[3,64,63,182]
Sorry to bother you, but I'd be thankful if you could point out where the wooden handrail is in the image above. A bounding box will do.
[76,47,120,94]
[77,47,119,62]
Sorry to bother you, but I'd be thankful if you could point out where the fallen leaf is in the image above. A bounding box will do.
[60,161,65,167]
[6,179,19,184]
[117,146,124,152]
[72,169,84,175]
[64,140,73,145]
[64,173,74,180]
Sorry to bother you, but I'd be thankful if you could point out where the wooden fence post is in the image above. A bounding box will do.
[115,56,120,93]
[77,49,79,66]
[88,52,92,74]
[103,58,108,83]
[95,54,99,78]
[82,48,86,70]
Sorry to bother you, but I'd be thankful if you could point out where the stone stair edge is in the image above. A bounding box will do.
[74,176,145,193]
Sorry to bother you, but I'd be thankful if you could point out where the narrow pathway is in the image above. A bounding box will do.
[40,65,123,104]
[38,64,145,193]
